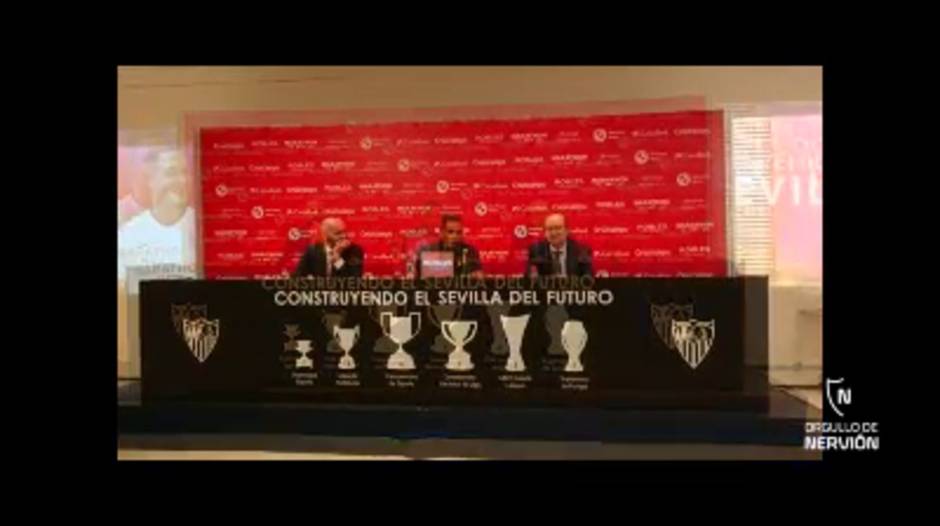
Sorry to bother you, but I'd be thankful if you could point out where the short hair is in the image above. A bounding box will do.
[441,214,463,229]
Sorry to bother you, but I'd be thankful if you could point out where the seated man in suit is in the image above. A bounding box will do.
[526,213,593,278]
[415,214,483,278]
[294,217,364,277]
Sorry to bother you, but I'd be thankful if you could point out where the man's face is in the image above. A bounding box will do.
[441,220,463,247]
[324,222,348,246]
[148,152,188,219]
[545,216,567,247]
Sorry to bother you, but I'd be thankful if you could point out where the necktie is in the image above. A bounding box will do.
[325,246,332,277]
[551,250,563,276]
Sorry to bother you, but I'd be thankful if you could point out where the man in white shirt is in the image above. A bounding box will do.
[118,150,195,281]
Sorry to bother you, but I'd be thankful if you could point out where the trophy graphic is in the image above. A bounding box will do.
[487,305,512,356]
[322,311,347,355]
[370,305,399,355]
[441,320,478,371]
[381,311,421,370]
[560,320,587,373]
[428,304,461,355]
[500,313,530,372]
[295,339,314,369]
[544,305,569,355]
[334,325,360,370]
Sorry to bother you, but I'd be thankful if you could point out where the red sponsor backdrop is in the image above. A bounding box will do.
[199,111,727,278]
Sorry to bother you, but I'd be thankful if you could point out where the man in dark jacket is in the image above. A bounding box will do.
[294,217,364,277]
[525,213,593,278]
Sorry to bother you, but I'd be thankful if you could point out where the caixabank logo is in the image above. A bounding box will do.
[804,378,880,452]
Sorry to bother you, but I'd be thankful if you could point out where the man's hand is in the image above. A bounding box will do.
[330,239,351,266]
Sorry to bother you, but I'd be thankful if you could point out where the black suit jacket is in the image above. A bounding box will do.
[525,238,593,278]
[293,242,364,278]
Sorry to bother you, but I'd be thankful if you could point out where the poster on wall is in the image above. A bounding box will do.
[198,110,727,279]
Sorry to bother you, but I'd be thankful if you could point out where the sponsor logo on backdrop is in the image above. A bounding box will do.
[474,182,510,190]
[434,137,468,145]
[398,159,410,172]
[480,250,510,260]
[474,134,504,144]
[676,221,714,233]
[554,178,584,188]
[362,205,391,214]
[473,158,507,167]
[511,204,549,213]
[551,154,588,163]
[594,250,632,258]
[512,182,547,190]
[569,227,589,236]
[213,142,244,150]
[359,137,373,150]
[401,227,430,238]
[593,226,630,235]
[249,164,280,173]
[358,183,393,191]
[213,165,245,174]
[514,156,544,164]
[217,252,246,261]
[324,184,352,193]
[676,172,692,187]
[634,150,650,165]
[632,129,669,138]
[284,139,318,149]
[251,206,265,219]
[215,184,228,197]
[250,187,282,195]
[634,198,671,209]
[322,161,356,171]
[596,270,610,277]
[514,225,528,239]
[437,180,450,193]
[287,161,318,172]
[288,228,302,241]
[552,203,588,212]
[475,202,488,216]
[679,246,712,255]
[171,304,219,363]
[673,127,711,136]
[285,186,318,194]
[510,132,549,143]
[434,160,469,169]
[361,231,395,239]
[251,140,278,148]
[591,176,630,187]
[214,229,248,239]
[637,223,669,234]
[396,205,433,215]
[596,201,626,209]
[593,128,607,142]
[675,151,711,160]
[251,251,285,259]
[323,208,356,216]
[635,249,672,258]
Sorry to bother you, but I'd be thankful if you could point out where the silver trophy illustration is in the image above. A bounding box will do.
[487,304,512,356]
[442,320,478,371]
[544,305,569,355]
[428,304,461,355]
[561,320,587,373]
[381,311,421,370]
[322,312,347,354]
[500,313,530,372]
[334,325,360,370]
[295,339,314,369]
[370,305,399,355]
